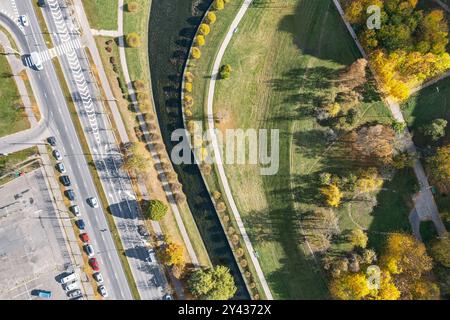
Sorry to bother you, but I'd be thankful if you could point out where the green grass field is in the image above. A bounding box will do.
[0,55,30,137]
[123,0,150,82]
[208,0,415,299]
[82,0,118,30]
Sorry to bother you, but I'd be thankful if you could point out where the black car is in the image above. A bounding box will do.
[60,175,71,186]
[65,189,75,201]
[47,136,56,146]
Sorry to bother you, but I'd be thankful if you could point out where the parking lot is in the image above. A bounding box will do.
[0,168,77,299]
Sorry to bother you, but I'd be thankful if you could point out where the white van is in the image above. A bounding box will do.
[30,52,43,71]
[60,272,77,284]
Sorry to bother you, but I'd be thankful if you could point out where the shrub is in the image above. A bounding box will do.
[109,57,116,64]
[126,32,141,48]
[105,46,112,53]
[105,39,114,46]
[184,95,194,107]
[198,23,210,36]
[146,200,168,221]
[191,47,201,59]
[219,64,232,79]
[185,71,195,82]
[127,2,139,12]
[216,201,226,212]
[212,191,221,200]
[214,0,224,10]
[236,248,244,258]
[174,192,186,204]
[195,35,206,46]
[206,12,217,24]
[185,82,193,93]
[133,80,146,92]
[239,259,248,268]
[184,108,193,118]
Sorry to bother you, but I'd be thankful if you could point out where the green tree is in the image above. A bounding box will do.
[187,266,237,300]
[427,145,450,186]
[146,200,168,221]
[126,32,141,48]
[219,64,232,79]
[347,229,368,249]
[420,118,447,142]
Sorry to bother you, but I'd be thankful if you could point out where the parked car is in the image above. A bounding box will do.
[56,162,66,173]
[36,290,52,299]
[70,205,80,217]
[87,197,99,208]
[76,219,85,230]
[47,136,56,146]
[38,0,46,7]
[147,248,156,263]
[80,233,90,243]
[163,294,173,300]
[93,272,104,284]
[60,272,77,284]
[60,175,71,187]
[98,285,108,298]
[67,289,82,299]
[64,281,79,292]
[89,258,99,271]
[84,244,94,257]
[52,149,62,161]
[137,225,149,237]
[19,15,29,27]
[65,189,75,201]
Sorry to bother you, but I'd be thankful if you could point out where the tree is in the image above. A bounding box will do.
[430,238,450,268]
[126,32,141,48]
[191,47,201,59]
[199,23,211,36]
[206,12,217,24]
[420,118,447,142]
[355,168,383,194]
[127,2,139,12]
[158,242,184,267]
[427,145,450,186]
[185,82,193,93]
[213,0,225,10]
[347,229,368,249]
[350,125,396,164]
[195,35,206,46]
[187,266,237,300]
[392,152,414,169]
[330,272,371,300]
[122,149,149,174]
[320,184,342,207]
[219,64,232,79]
[133,80,146,92]
[146,200,168,221]
[373,271,401,300]
[338,58,368,91]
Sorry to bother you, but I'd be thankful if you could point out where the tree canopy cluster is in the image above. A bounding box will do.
[187,266,237,300]
[344,0,450,100]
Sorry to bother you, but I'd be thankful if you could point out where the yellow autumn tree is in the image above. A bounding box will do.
[355,168,383,194]
[320,184,343,207]
[347,229,368,249]
[372,271,401,300]
[158,242,184,267]
[330,272,370,300]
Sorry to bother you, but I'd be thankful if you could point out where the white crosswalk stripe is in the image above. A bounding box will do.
[37,39,83,63]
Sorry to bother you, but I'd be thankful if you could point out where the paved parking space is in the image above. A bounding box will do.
[0,168,78,300]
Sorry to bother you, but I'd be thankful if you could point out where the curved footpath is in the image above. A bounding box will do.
[205,0,274,300]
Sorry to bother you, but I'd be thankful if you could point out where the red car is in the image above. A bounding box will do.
[80,233,90,243]
[89,258,100,271]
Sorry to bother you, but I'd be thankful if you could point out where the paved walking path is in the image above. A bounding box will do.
[205,0,274,300]
[333,0,447,238]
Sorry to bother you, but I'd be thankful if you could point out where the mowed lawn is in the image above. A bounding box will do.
[212,0,414,299]
[0,55,29,137]
[82,0,118,30]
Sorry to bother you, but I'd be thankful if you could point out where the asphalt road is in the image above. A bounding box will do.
[25,0,168,299]
[0,6,132,300]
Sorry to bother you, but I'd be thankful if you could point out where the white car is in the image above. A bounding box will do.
[19,15,29,27]
[88,197,99,208]
[84,244,95,257]
[93,272,104,284]
[70,205,81,217]
[64,281,79,292]
[56,162,66,174]
[98,285,108,298]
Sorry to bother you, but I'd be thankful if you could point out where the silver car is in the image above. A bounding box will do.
[67,289,82,299]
